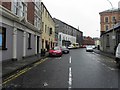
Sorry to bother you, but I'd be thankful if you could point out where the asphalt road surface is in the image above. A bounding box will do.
[2,48,120,89]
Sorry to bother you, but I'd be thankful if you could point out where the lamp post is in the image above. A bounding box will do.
[106,0,115,39]
[106,0,117,54]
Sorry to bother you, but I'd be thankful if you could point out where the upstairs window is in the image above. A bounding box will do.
[105,25,109,31]
[112,16,116,24]
[12,0,27,17]
[50,28,52,35]
[105,17,109,23]
[45,25,47,33]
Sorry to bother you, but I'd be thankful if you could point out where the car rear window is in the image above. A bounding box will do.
[54,47,60,50]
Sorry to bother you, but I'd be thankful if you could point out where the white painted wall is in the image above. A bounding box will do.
[58,32,76,46]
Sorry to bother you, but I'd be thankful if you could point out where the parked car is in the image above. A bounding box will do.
[92,45,96,49]
[81,45,86,48]
[61,46,70,54]
[86,46,93,52]
[73,43,79,48]
[49,46,62,57]
[68,44,74,49]
[115,43,120,67]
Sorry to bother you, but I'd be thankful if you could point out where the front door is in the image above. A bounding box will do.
[37,36,39,53]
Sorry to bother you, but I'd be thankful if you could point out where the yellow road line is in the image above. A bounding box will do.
[3,67,30,85]
[3,58,48,85]
[4,68,29,81]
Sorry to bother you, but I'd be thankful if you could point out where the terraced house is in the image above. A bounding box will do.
[0,0,42,61]
[53,18,83,47]
[41,2,55,51]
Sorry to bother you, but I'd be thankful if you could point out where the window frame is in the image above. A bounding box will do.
[28,33,32,49]
[0,27,7,50]
[106,34,110,47]
[104,16,109,23]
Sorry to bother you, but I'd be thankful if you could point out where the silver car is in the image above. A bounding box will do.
[86,46,93,52]
[61,46,70,54]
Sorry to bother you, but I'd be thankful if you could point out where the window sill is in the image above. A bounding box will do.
[106,46,110,47]
[0,48,8,50]
[28,48,32,50]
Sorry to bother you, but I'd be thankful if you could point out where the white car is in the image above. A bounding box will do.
[115,43,120,66]
[86,46,93,52]
[68,44,74,49]
[92,45,96,49]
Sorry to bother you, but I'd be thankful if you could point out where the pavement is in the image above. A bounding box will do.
[93,49,115,59]
[2,52,49,78]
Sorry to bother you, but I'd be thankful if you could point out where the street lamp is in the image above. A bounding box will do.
[106,0,116,40]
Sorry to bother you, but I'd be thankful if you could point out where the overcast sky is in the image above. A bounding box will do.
[42,0,120,38]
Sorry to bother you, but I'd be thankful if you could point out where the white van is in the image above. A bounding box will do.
[115,43,120,66]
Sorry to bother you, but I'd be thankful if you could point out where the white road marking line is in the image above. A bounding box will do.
[68,67,72,89]
[69,56,72,64]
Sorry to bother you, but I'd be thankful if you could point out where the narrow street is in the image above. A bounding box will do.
[3,49,120,88]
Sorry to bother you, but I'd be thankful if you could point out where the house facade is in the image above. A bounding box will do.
[100,23,120,54]
[41,2,55,51]
[99,9,120,35]
[58,32,76,46]
[83,36,95,45]
[99,7,120,54]
[0,0,42,61]
[53,18,83,47]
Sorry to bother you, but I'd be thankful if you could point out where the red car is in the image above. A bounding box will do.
[49,46,62,57]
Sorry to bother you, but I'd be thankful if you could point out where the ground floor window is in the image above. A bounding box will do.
[28,33,31,49]
[42,39,44,49]
[106,35,110,47]
[0,27,6,50]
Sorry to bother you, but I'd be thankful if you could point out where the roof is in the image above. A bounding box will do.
[99,8,120,14]
[53,18,83,33]
[41,2,55,23]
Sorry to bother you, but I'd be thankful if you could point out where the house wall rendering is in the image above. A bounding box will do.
[0,0,42,61]
[41,2,55,51]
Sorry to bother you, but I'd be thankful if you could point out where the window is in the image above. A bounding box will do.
[112,16,116,24]
[34,4,41,29]
[45,25,47,33]
[59,34,61,41]
[50,28,52,35]
[28,33,31,49]
[105,17,109,23]
[0,33,2,47]
[48,27,49,35]
[42,22,44,31]
[106,35,110,47]
[0,27,7,50]
[105,25,109,31]
[34,15,37,27]
[13,0,27,17]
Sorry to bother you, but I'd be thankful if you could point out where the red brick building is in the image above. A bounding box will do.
[99,9,120,35]
[83,36,95,45]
